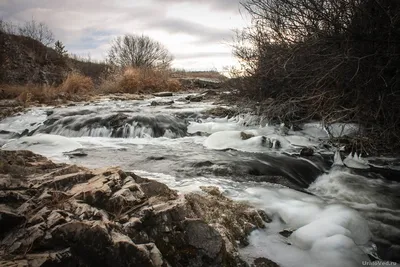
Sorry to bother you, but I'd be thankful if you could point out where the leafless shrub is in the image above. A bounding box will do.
[1,18,55,46]
[108,34,173,69]
[235,0,400,153]
[18,19,54,46]
[0,19,18,34]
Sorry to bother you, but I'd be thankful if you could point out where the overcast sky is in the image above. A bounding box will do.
[0,0,250,71]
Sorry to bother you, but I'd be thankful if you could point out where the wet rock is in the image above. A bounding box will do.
[273,140,281,149]
[185,94,204,102]
[51,222,159,267]
[205,107,235,118]
[200,186,221,196]
[63,149,88,158]
[261,136,273,148]
[279,229,293,238]
[184,192,265,248]
[192,161,214,168]
[46,210,67,229]
[290,124,302,131]
[133,176,177,200]
[0,205,25,235]
[253,257,280,267]
[300,147,314,157]
[0,248,77,267]
[109,188,142,207]
[153,92,173,97]
[19,129,30,137]
[38,171,95,190]
[184,219,223,258]
[203,89,219,95]
[0,191,29,207]
[278,124,289,136]
[241,132,255,140]
[257,210,272,223]
[151,100,174,106]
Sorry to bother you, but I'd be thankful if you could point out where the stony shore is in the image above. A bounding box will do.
[0,150,278,267]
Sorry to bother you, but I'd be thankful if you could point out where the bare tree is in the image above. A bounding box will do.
[18,19,54,46]
[108,34,173,69]
[0,19,18,34]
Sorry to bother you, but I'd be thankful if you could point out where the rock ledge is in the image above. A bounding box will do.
[0,150,276,267]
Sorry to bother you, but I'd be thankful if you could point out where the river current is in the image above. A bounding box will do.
[1,93,399,267]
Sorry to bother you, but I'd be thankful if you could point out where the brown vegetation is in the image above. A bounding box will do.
[99,67,181,94]
[1,73,94,105]
[235,0,400,153]
[0,67,181,107]
[59,73,94,95]
[67,55,109,84]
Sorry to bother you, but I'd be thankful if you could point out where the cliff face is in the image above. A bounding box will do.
[0,32,68,86]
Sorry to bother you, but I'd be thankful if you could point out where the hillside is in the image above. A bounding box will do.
[0,32,108,86]
[0,32,67,85]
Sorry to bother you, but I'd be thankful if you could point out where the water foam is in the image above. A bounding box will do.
[235,187,372,267]
[131,168,375,267]
[2,134,82,161]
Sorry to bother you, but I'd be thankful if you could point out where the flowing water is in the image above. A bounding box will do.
[1,93,399,267]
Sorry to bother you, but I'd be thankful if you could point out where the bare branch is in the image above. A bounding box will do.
[108,34,173,69]
[18,19,54,46]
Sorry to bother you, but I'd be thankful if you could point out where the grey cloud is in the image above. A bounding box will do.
[0,0,165,43]
[0,0,240,70]
[175,51,232,59]
[1,0,165,21]
[1,0,236,44]
[147,18,234,43]
[153,0,243,11]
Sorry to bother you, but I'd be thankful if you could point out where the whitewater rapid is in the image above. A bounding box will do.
[1,94,399,266]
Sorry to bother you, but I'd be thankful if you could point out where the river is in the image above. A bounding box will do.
[0,93,399,267]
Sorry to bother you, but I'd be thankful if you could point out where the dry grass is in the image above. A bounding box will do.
[99,67,182,94]
[0,84,28,99]
[0,73,94,105]
[0,84,58,105]
[0,68,179,107]
[59,73,94,94]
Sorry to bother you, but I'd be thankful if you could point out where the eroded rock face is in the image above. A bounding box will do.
[0,150,276,267]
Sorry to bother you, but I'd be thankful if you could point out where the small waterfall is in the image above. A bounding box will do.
[30,112,188,138]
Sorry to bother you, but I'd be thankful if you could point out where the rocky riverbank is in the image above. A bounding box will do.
[0,99,24,121]
[0,150,277,267]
